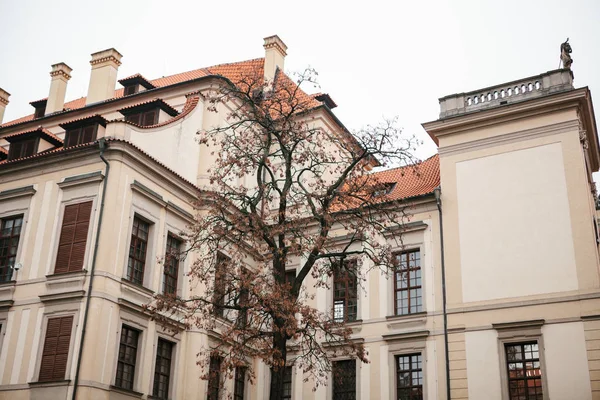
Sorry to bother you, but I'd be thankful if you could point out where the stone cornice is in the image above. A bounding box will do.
[0,185,36,201]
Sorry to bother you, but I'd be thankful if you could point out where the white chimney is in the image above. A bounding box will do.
[86,48,122,105]
[0,88,9,124]
[46,63,72,114]
[263,35,287,84]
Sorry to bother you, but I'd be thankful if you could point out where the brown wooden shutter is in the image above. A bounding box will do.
[39,316,73,382]
[125,113,141,125]
[65,129,79,148]
[143,110,157,126]
[81,125,96,144]
[54,201,93,274]
[7,142,22,160]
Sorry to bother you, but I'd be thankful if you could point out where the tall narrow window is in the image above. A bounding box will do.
[115,325,140,390]
[505,342,543,400]
[39,316,73,382]
[396,354,423,400]
[8,138,37,160]
[234,366,247,400]
[332,360,356,400]
[207,356,222,400]
[285,269,296,286]
[282,366,293,400]
[213,254,228,318]
[153,339,174,399]
[237,268,250,328]
[127,217,149,285]
[394,250,422,315]
[163,235,181,295]
[0,215,23,282]
[54,202,93,274]
[333,259,357,323]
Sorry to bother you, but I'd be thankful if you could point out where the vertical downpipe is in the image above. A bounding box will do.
[434,186,451,400]
[71,138,110,400]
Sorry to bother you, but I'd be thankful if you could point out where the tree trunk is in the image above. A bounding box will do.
[269,329,288,400]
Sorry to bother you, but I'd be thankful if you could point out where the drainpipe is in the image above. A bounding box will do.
[72,138,110,400]
[434,186,451,400]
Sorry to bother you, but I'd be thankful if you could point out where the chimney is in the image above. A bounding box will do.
[46,63,72,115]
[0,88,9,124]
[263,35,287,84]
[86,48,122,105]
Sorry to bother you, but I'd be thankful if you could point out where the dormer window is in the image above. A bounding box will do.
[60,115,107,148]
[373,183,396,197]
[30,99,47,119]
[119,74,155,97]
[4,128,63,161]
[119,99,179,127]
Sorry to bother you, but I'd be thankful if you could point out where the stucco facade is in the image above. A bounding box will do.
[0,36,598,400]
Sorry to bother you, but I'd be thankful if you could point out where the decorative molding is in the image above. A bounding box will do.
[438,120,579,156]
[382,329,429,342]
[0,185,36,201]
[166,201,194,222]
[39,290,85,304]
[383,221,428,238]
[130,180,167,207]
[57,171,104,189]
[492,319,545,331]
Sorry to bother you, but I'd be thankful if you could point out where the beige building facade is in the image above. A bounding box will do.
[0,35,598,400]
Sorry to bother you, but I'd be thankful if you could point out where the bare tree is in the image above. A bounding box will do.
[147,66,418,399]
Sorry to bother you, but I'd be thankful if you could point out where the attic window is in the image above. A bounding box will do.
[118,99,178,127]
[119,74,155,97]
[30,99,47,119]
[8,138,37,160]
[373,183,396,197]
[4,128,63,161]
[60,115,107,148]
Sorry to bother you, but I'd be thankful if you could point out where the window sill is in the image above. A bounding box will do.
[29,379,71,388]
[121,278,154,296]
[109,385,144,398]
[0,280,16,288]
[46,270,86,280]
[385,312,427,322]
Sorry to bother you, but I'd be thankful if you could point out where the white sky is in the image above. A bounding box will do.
[1,0,599,169]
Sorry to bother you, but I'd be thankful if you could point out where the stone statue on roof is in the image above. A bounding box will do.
[560,38,573,69]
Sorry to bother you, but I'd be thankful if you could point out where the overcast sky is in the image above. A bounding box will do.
[1,0,599,165]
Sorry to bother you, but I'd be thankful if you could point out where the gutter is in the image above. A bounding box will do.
[434,186,451,400]
[71,138,110,400]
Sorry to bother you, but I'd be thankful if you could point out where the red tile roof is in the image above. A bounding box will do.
[118,94,200,130]
[1,58,324,129]
[369,154,440,201]
[4,127,63,146]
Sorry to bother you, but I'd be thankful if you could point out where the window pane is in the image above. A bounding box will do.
[115,325,139,390]
[394,250,421,316]
[505,342,543,400]
[396,354,423,400]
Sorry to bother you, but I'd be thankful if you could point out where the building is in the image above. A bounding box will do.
[0,35,598,400]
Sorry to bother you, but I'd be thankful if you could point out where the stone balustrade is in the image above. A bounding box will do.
[438,69,574,118]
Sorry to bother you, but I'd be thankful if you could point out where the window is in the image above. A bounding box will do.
[282,366,293,400]
[127,217,150,285]
[124,84,139,96]
[285,269,296,286]
[237,268,250,328]
[332,360,356,400]
[115,325,140,391]
[395,354,423,400]
[234,366,246,400]
[153,338,174,399]
[54,202,93,274]
[505,342,543,400]
[393,250,422,315]
[125,109,158,127]
[0,215,23,282]
[39,316,73,382]
[213,253,228,318]
[333,259,357,323]
[64,125,98,148]
[34,105,46,119]
[8,138,37,160]
[207,356,222,400]
[163,235,181,295]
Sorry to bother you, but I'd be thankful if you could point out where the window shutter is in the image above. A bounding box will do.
[65,129,79,148]
[23,139,36,157]
[143,110,157,126]
[126,113,141,125]
[54,201,93,274]
[82,125,96,144]
[7,142,22,160]
[39,316,73,382]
